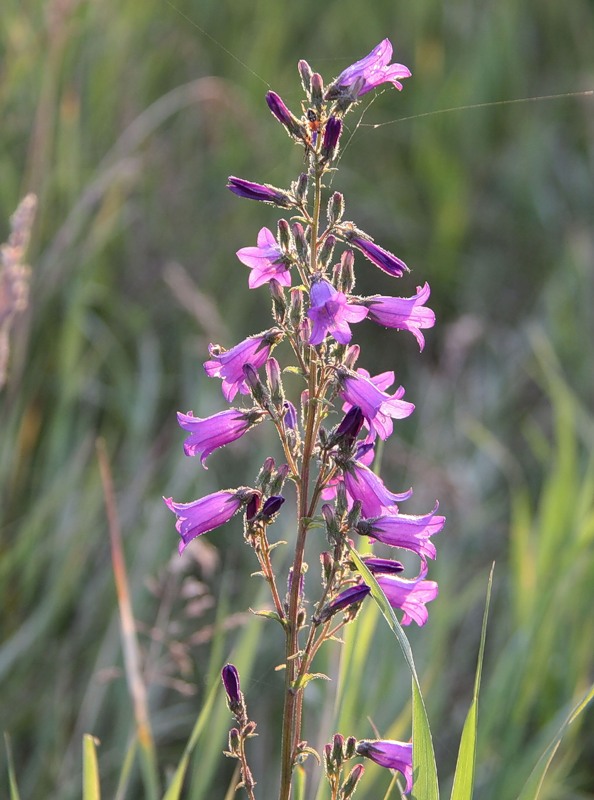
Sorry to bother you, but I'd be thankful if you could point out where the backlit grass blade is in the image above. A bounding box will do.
[349,547,439,800]
[4,733,22,800]
[516,682,594,800]
[82,734,101,800]
[449,564,494,800]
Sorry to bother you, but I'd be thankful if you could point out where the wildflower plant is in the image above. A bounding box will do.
[165,39,443,798]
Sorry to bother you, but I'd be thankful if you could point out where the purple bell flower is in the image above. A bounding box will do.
[375,565,438,626]
[236,227,292,289]
[204,328,283,401]
[357,503,445,562]
[362,282,436,350]
[329,39,411,98]
[177,408,265,466]
[308,277,368,346]
[339,368,414,441]
[164,488,258,553]
[355,739,413,793]
[343,459,412,518]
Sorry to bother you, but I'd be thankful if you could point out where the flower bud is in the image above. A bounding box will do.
[243,363,270,407]
[318,234,336,268]
[322,503,341,542]
[266,91,306,140]
[289,287,304,328]
[298,59,313,95]
[292,222,308,262]
[266,357,284,407]
[333,249,355,293]
[341,763,365,798]
[221,663,241,706]
[228,727,241,755]
[321,116,342,163]
[310,72,324,106]
[336,481,349,517]
[327,191,345,226]
[256,457,276,492]
[321,550,334,582]
[333,406,364,448]
[227,176,292,207]
[343,344,360,370]
[344,736,357,759]
[316,583,370,624]
[269,278,287,324]
[283,400,298,430]
[346,500,363,530]
[332,733,345,764]
[269,462,289,495]
[294,173,309,204]
[261,495,285,521]
[245,493,261,522]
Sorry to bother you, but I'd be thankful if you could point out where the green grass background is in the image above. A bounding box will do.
[1,0,593,797]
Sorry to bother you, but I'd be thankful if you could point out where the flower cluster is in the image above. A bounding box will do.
[165,39,442,798]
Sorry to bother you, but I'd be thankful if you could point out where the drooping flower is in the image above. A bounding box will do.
[345,233,409,277]
[236,227,292,289]
[355,739,413,793]
[227,176,292,207]
[327,39,411,98]
[339,368,414,440]
[356,503,445,562]
[164,488,258,553]
[204,328,284,401]
[343,458,412,518]
[177,408,266,466]
[265,91,306,140]
[308,277,368,346]
[361,282,435,350]
[375,566,438,626]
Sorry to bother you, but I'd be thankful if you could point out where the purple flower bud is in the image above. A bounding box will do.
[334,406,365,445]
[266,91,306,140]
[293,173,309,203]
[310,73,324,104]
[227,176,293,207]
[362,556,404,574]
[269,462,290,495]
[289,287,304,328]
[292,222,308,262]
[327,191,345,225]
[317,583,370,623]
[245,492,261,521]
[261,495,285,520]
[221,663,242,706]
[332,733,345,763]
[269,278,287,323]
[266,357,284,405]
[342,764,365,798]
[243,363,269,406]
[345,232,409,278]
[343,344,360,370]
[283,400,298,430]
[321,117,342,162]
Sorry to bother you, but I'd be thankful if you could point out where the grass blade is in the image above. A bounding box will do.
[516,683,594,800]
[349,547,439,800]
[4,733,22,800]
[82,734,101,800]
[449,564,494,800]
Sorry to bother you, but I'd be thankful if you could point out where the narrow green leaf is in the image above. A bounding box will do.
[4,733,22,800]
[82,734,101,800]
[516,682,594,800]
[450,564,494,800]
[293,672,330,691]
[349,547,439,800]
[293,765,307,800]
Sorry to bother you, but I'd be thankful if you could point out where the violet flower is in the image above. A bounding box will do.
[221,663,242,706]
[265,91,305,139]
[357,503,444,562]
[328,39,411,98]
[177,408,266,466]
[308,277,368,346]
[346,233,409,278]
[321,116,342,162]
[375,567,438,626]
[343,458,412,518]
[362,557,404,574]
[227,176,292,207]
[164,488,257,553]
[362,282,436,350]
[355,739,413,793]
[204,328,284,401]
[236,227,292,289]
[339,368,414,440]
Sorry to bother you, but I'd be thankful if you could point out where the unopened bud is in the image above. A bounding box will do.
[294,173,309,204]
[322,503,341,542]
[298,60,313,95]
[277,218,291,251]
[332,733,345,763]
[336,481,349,517]
[321,550,334,582]
[292,222,308,262]
[328,191,345,226]
[346,500,362,530]
[245,493,261,522]
[266,91,307,140]
[269,278,287,324]
[221,664,242,706]
[333,406,364,448]
[318,234,336,268]
[266,357,284,407]
[334,249,355,293]
[269,462,289,495]
[321,116,342,163]
[228,727,241,755]
[256,457,276,492]
[316,584,370,624]
[343,344,360,370]
[261,495,285,521]
[289,288,304,328]
[310,73,324,106]
[340,764,365,798]
[243,363,269,407]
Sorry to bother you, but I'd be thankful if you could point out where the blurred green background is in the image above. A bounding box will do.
[1,0,593,797]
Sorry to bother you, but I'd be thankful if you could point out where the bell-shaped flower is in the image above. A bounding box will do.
[375,565,438,626]
[356,503,445,561]
[343,458,412,518]
[345,233,408,277]
[307,277,367,346]
[339,368,414,440]
[328,39,411,98]
[204,328,284,401]
[164,487,258,553]
[236,227,292,289]
[177,407,266,466]
[361,282,435,350]
[355,740,413,793]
